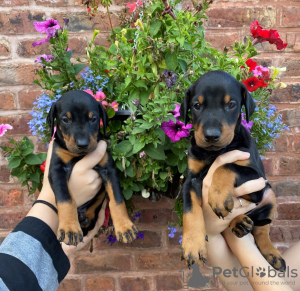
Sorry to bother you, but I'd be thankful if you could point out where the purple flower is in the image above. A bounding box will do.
[179,234,182,244]
[161,70,178,88]
[161,118,192,142]
[106,234,117,246]
[32,19,61,47]
[136,232,144,240]
[171,103,180,118]
[241,113,254,133]
[34,54,54,64]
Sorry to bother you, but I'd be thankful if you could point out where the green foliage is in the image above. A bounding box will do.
[0,137,46,194]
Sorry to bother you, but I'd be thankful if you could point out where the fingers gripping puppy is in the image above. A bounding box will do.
[180,71,285,272]
[47,90,138,245]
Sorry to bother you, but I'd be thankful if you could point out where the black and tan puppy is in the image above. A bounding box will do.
[180,70,285,271]
[47,90,138,245]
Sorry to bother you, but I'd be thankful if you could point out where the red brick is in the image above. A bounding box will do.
[86,277,115,291]
[294,134,300,153]
[204,32,239,52]
[270,84,300,103]
[57,278,82,291]
[19,88,42,110]
[0,91,15,110]
[270,225,300,243]
[0,189,23,207]
[271,134,289,152]
[273,181,300,197]
[281,109,300,128]
[0,166,12,183]
[282,7,300,27]
[120,277,151,291]
[156,274,184,290]
[35,0,68,6]
[138,208,179,224]
[261,157,273,176]
[135,252,185,270]
[0,64,39,86]
[17,39,51,57]
[281,60,300,78]
[0,114,31,135]
[0,212,27,229]
[93,230,162,250]
[74,253,131,273]
[0,11,45,34]
[0,0,29,5]
[278,156,300,175]
[277,203,300,220]
[52,12,119,33]
[286,32,300,52]
[207,7,275,28]
[0,38,11,59]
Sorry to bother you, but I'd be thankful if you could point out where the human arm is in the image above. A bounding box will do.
[202,150,266,290]
[0,140,107,291]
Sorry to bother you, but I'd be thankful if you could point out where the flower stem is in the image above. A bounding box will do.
[106,6,116,42]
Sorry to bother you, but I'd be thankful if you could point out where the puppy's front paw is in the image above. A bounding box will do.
[57,221,83,246]
[181,232,207,268]
[114,221,139,243]
[208,185,234,219]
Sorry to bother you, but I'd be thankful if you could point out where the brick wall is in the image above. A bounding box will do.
[0,0,299,290]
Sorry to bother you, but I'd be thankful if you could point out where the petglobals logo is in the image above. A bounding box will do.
[213,266,298,279]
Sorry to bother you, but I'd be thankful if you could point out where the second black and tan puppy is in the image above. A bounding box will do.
[47,90,138,245]
[180,70,285,271]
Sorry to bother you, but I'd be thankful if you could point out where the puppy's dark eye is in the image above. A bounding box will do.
[227,101,237,109]
[194,103,201,110]
[90,116,97,123]
[62,117,70,124]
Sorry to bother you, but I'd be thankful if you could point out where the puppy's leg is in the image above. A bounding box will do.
[250,188,286,272]
[181,157,207,267]
[208,165,235,219]
[94,152,138,243]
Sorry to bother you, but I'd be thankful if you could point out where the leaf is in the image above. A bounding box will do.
[166,153,178,166]
[107,107,116,119]
[73,64,85,75]
[7,157,22,169]
[178,157,187,173]
[132,127,145,134]
[149,20,162,37]
[37,152,47,162]
[144,144,165,160]
[109,44,118,55]
[123,188,133,200]
[165,51,178,72]
[176,36,185,47]
[134,80,148,90]
[115,141,133,155]
[30,171,40,183]
[159,172,168,180]
[24,154,42,165]
[132,139,145,154]
[124,76,132,89]
[178,59,188,73]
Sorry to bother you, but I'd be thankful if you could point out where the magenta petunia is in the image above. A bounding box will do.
[0,124,13,137]
[172,103,181,118]
[161,119,192,142]
[32,19,61,47]
[241,113,254,133]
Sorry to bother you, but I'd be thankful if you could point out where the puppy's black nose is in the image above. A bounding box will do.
[204,129,221,142]
[76,138,89,149]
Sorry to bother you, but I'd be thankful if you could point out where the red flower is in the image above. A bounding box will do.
[250,20,287,51]
[103,205,110,227]
[245,59,257,72]
[40,161,46,173]
[242,76,268,92]
[104,69,109,74]
[127,0,143,13]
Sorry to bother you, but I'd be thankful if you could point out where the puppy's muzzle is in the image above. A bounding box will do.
[76,138,90,150]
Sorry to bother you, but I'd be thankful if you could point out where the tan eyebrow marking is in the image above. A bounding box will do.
[198,96,204,104]
[224,94,230,104]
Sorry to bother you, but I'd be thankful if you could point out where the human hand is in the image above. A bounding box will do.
[62,199,107,256]
[202,150,266,240]
[40,140,107,207]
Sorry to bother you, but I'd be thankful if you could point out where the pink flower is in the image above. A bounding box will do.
[127,0,143,13]
[110,101,119,112]
[84,89,94,96]
[95,91,106,101]
[161,118,192,142]
[172,103,181,118]
[32,19,61,47]
[241,113,254,133]
[0,124,13,137]
[252,65,270,81]
[34,54,54,64]
[101,101,109,108]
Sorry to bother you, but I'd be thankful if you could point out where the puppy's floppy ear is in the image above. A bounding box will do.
[98,102,108,135]
[180,88,191,125]
[241,83,256,122]
[47,103,57,138]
